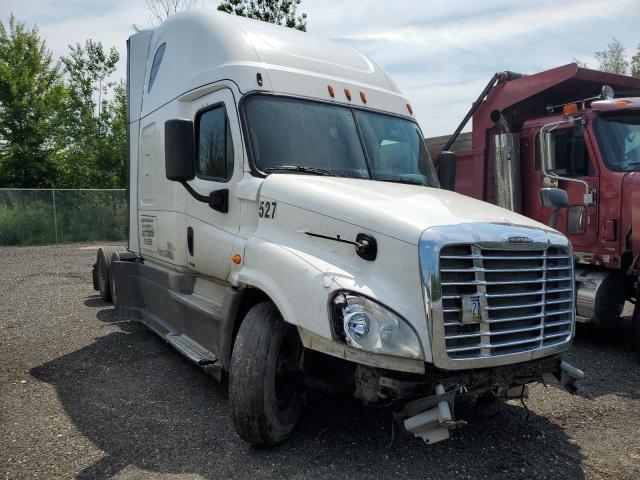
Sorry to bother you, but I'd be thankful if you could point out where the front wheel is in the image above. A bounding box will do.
[632,303,640,355]
[229,302,302,447]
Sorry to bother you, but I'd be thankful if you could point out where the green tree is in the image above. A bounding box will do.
[594,38,629,75]
[134,0,201,29]
[59,40,123,187]
[101,81,127,185]
[0,14,66,187]
[218,0,307,31]
[631,43,640,78]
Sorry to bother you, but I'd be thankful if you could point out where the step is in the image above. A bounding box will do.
[170,291,223,319]
[166,333,218,366]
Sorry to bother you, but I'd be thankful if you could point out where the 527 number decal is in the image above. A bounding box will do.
[258,201,277,219]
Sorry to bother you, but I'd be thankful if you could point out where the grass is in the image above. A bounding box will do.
[0,190,127,246]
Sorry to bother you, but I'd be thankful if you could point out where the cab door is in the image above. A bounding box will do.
[527,124,599,251]
[184,88,242,281]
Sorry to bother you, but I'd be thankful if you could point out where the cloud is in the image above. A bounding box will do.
[342,0,631,46]
[1,0,148,82]
[2,0,639,136]
[327,0,640,134]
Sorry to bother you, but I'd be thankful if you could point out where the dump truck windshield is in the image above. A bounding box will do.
[243,95,439,187]
[594,111,640,171]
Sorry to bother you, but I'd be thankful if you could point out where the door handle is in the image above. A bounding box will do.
[187,226,194,256]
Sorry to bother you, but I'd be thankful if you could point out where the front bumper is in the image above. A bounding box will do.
[390,356,584,444]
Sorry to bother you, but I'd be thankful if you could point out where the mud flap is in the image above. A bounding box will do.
[395,384,466,444]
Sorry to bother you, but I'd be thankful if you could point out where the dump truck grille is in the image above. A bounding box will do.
[439,245,574,360]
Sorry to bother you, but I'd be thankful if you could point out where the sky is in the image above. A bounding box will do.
[2,0,640,135]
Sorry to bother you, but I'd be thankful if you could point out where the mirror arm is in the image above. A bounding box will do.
[179,181,228,213]
[180,180,209,203]
[549,208,560,229]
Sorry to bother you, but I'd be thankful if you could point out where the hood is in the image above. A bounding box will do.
[259,175,550,244]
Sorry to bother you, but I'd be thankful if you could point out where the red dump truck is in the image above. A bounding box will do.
[427,63,640,350]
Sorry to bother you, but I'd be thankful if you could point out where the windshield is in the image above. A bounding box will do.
[594,111,640,171]
[243,95,439,187]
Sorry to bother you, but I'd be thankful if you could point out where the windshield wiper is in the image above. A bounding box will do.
[623,161,640,171]
[264,165,337,177]
[375,177,427,187]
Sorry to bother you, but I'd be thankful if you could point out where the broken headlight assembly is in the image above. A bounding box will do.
[330,292,423,359]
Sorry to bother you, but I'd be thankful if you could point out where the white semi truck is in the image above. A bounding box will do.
[94,10,583,447]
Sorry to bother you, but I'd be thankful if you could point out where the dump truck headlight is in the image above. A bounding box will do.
[331,292,423,359]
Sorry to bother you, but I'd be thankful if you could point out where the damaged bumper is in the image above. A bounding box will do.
[356,355,584,445]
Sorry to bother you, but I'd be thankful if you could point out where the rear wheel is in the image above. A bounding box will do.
[95,246,124,303]
[229,302,302,447]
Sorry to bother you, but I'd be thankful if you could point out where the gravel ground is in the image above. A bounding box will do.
[1,243,640,480]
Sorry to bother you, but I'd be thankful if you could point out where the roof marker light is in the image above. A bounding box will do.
[344,88,352,101]
[359,91,367,103]
[256,73,263,87]
[327,85,335,98]
[562,103,579,115]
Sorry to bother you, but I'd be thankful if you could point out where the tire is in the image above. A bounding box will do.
[632,303,640,355]
[229,302,302,447]
[96,246,124,303]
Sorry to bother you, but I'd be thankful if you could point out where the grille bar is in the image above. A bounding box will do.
[439,244,573,360]
[447,332,570,353]
[440,254,570,260]
[444,298,573,313]
[442,286,573,300]
[441,276,572,286]
[445,320,572,340]
[441,265,570,273]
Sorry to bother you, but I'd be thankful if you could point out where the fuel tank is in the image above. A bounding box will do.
[575,268,628,323]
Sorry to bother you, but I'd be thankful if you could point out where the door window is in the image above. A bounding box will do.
[148,43,166,92]
[196,106,234,182]
[537,127,592,177]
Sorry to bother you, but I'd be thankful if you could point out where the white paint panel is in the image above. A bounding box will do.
[128,120,140,252]
[259,175,553,245]
[137,10,409,119]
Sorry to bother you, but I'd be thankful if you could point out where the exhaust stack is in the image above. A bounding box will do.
[491,110,522,213]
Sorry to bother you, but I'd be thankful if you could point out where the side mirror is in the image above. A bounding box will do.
[209,189,229,213]
[437,151,457,191]
[165,119,195,181]
[540,187,569,228]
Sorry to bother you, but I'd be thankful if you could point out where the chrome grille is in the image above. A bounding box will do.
[439,245,574,360]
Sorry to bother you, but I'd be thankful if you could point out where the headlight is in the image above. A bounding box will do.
[330,292,423,359]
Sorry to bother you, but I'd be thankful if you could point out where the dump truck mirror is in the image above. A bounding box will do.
[540,187,568,228]
[165,119,195,181]
[437,151,457,191]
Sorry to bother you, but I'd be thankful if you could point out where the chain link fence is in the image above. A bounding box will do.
[0,189,127,246]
